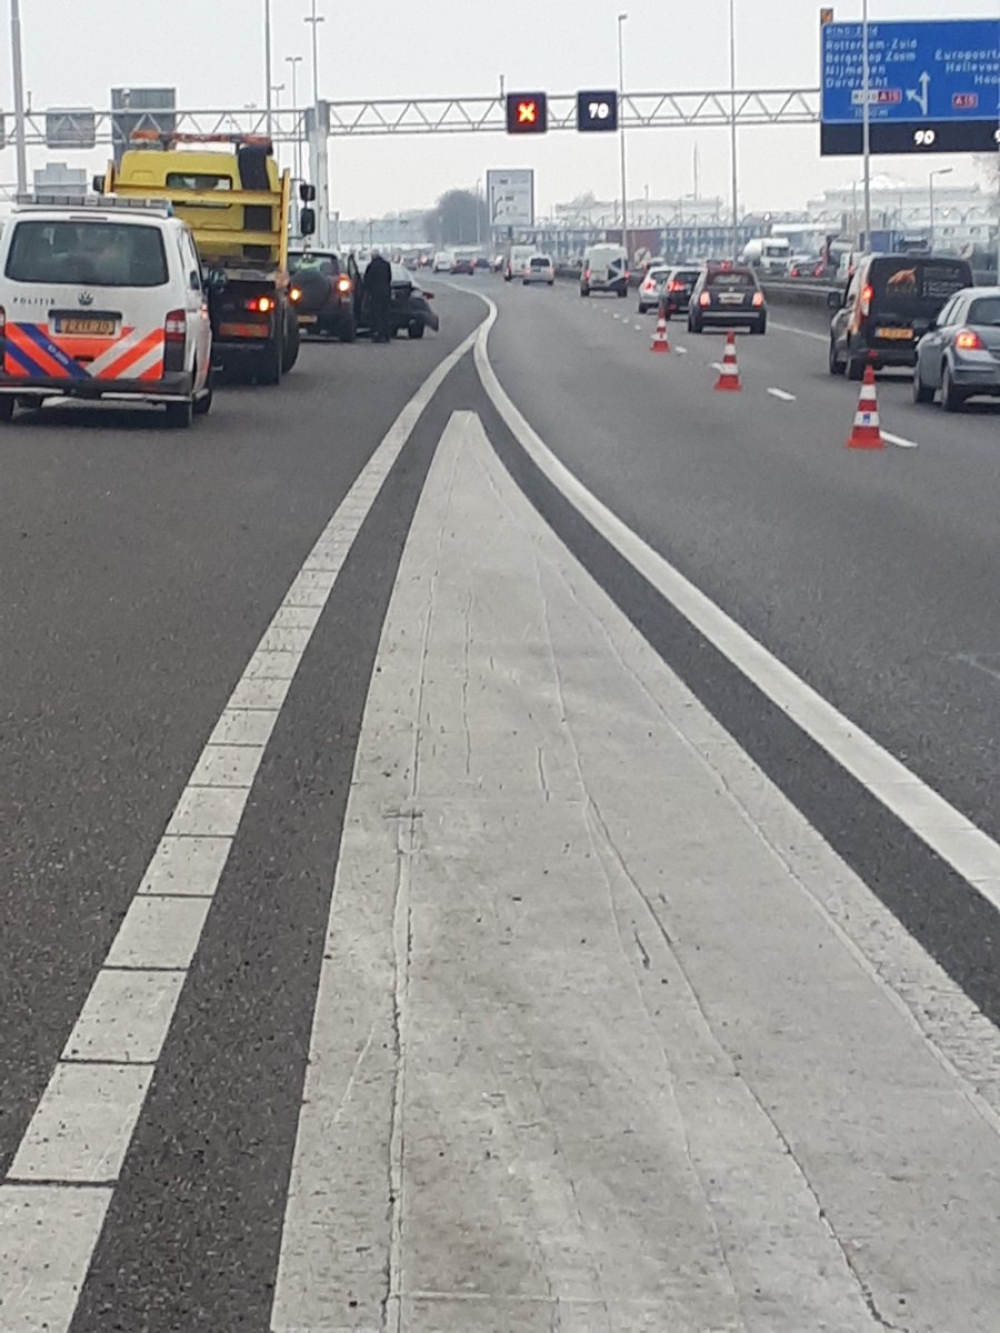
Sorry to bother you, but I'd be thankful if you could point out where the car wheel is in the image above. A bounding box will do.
[941,363,965,413]
[0,397,14,424]
[408,321,425,340]
[165,399,194,429]
[912,365,934,404]
[548,280,554,287]
[828,339,845,376]
[617,287,627,299]
[753,319,767,335]
[847,356,864,381]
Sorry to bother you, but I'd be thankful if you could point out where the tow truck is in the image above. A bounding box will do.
[95,132,316,385]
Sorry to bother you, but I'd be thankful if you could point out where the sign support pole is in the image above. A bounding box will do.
[10,0,29,196]
[861,0,872,250]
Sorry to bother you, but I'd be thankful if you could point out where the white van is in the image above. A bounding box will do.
[0,196,213,427]
[740,237,792,277]
[580,244,629,297]
[504,245,536,282]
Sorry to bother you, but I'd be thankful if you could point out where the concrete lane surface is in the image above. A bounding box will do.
[2,278,1000,1332]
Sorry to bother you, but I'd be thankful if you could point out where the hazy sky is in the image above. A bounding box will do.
[2,0,998,217]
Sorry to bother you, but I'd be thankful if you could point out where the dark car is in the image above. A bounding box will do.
[288,249,355,342]
[688,264,767,334]
[828,253,973,379]
[451,256,475,276]
[658,267,701,319]
[913,286,1000,412]
[473,256,491,271]
[350,260,440,340]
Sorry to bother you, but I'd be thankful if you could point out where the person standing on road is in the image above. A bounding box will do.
[364,248,393,344]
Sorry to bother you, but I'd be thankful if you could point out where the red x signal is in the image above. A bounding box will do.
[506,92,548,134]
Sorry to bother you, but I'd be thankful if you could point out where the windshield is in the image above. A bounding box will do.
[708,270,755,289]
[530,257,551,269]
[289,251,341,276]
[5,219,168,287]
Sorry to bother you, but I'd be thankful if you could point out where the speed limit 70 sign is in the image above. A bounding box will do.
[577,91,619,132]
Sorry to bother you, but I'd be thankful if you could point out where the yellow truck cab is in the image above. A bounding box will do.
[96,134,313,385]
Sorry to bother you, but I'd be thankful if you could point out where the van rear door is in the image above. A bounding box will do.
[868,258,972,349]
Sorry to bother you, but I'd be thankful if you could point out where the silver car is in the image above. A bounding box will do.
[913,286,1000,412]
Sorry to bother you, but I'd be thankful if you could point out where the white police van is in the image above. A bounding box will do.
[0,195,213,428]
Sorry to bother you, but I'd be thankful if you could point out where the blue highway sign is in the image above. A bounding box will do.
[821,18,1000,155]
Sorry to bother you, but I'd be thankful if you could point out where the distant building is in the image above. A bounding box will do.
[807,174,997,253]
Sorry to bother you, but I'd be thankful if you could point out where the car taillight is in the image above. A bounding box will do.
[860,284,873,317]
[699,292,711,307]
[955,328,984,351]
[752,291,764,307]
[337,276,352,293]
[584,269,590,280]
[668,280,684,292]
[248,296,273,314]
[164,310,186,342]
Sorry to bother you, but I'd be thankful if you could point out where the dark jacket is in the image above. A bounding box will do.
[363,254,393,299]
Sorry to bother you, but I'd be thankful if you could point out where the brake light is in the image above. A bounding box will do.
[164,310,186,342]
[337,276,352,293]
[668,280,684,292]
[955,328,984,351]
[248,296,273,314]
[752,291,764,307]
[860,284,874,317]
[699,292,711,307]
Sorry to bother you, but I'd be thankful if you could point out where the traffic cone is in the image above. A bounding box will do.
[846,365,885,450]
[650,315,671,354]
[714,331,741,391]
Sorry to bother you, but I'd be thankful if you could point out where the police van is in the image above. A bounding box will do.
[0,195,213,428]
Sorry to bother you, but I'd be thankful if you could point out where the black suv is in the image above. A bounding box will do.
[288,249,356,342]
[688,264,767,334]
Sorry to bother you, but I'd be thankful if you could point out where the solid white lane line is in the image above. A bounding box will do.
[768,388,797,403]
[0,314,488,1333]
[883,431,920,450]
[471,292,1000,910]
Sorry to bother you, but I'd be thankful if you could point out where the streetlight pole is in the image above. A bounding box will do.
[728,0,739,259]
[264,0,273,137]
[861,0,872,251]
[10,0,28,195]
[286,56,304,184]
[306,0,325,107]
[617,13,630,265]
[929,167,953,251]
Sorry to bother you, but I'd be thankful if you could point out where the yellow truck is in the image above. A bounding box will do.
[96,133,315,385]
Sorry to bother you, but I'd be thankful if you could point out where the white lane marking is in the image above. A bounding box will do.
[0,312,489,1333]
[770,320,828,343]
[883,431,920,450]
[768,388,797,403]
[634,323,643,330]
[470,291,1000,911]
[676,346,688,356]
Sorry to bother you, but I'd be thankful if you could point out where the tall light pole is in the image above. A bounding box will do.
[264,0,273,137]
[728,0,739,259]
[10,0,28,195]
[617,13,630,265]
[929,167,953,251]
[286,55,304,183]
[861,0,872,250]
[305,0,325,107]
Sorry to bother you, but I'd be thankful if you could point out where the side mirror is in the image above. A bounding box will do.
[92,175,106,195]
[299,183,316,204]
[299,206,316,238]
[827,289,844,310]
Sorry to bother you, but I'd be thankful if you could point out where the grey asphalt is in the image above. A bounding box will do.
[0,294,482,1190]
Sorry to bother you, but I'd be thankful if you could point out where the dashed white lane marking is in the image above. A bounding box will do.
[675,346,688,355]
[0,313,489,1333]
[770,320,828,343]
[883,431,920,450]
[768,387,797,402]
[471,290,1000,912]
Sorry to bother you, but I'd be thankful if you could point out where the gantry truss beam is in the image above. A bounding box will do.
[4,88,821,148]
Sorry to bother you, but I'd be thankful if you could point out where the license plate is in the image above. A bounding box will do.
[720,294,745,305]
[218,322,269,339]
[876,327,913,340]
[298,315,318,326]
[53,316,117,336]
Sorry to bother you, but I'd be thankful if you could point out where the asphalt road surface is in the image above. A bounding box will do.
[3,276,1000,1333]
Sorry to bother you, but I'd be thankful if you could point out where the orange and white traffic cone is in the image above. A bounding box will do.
[650,315,671,354]
[846,365,885,450]
[714,330,741,391]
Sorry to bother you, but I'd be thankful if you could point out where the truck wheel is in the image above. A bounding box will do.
[165,399,193,429]
[281,313,300,373]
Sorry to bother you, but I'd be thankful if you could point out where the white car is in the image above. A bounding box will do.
[432,251,453,273]
[637,265,670,313]
[0,195,213,427]
[523,254,555,286]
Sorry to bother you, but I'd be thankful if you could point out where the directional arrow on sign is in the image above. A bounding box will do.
[906,72,931,117]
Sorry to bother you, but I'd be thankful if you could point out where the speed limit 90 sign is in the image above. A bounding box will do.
[577,90,619,132]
